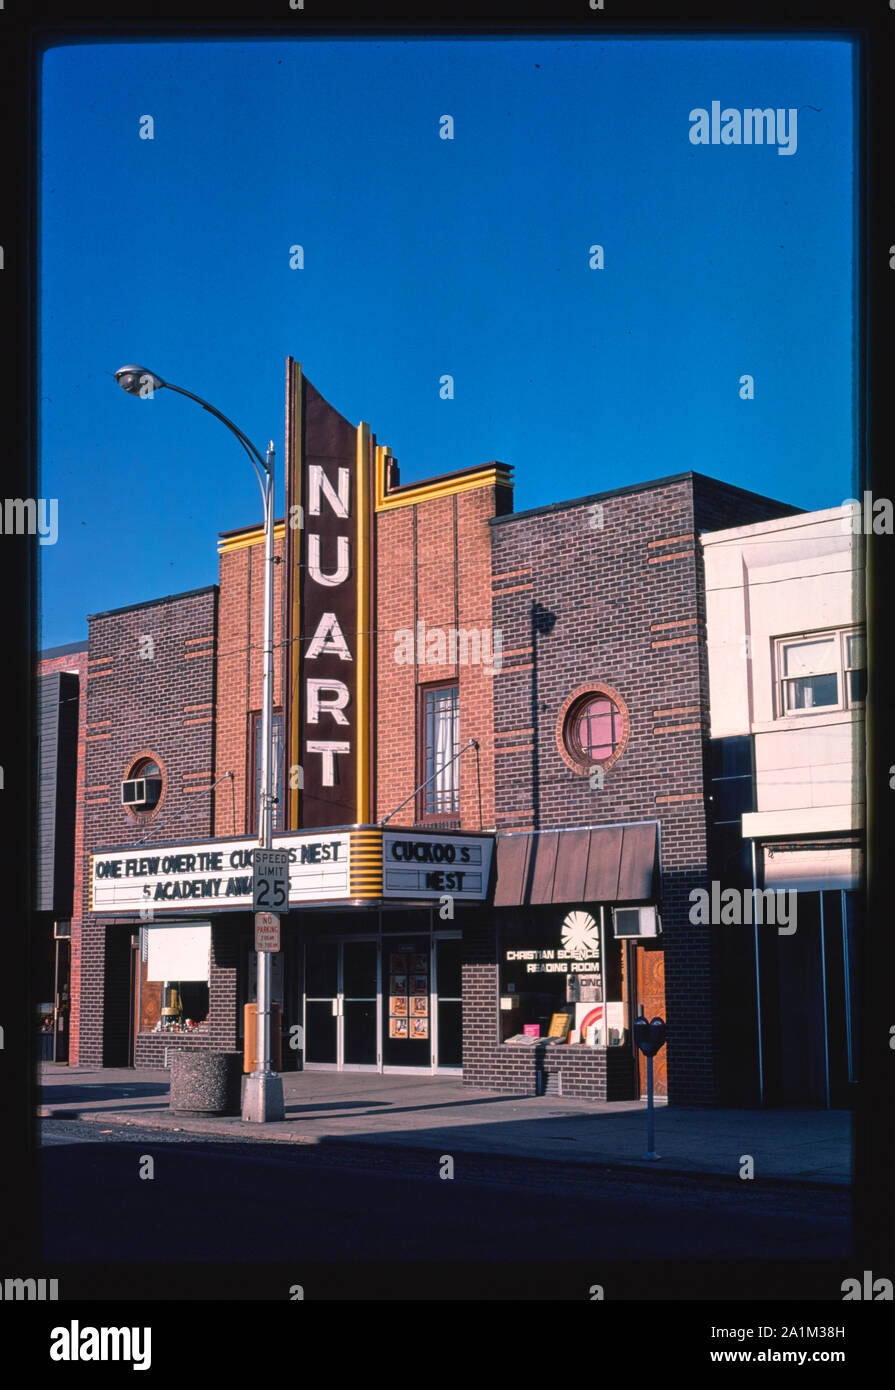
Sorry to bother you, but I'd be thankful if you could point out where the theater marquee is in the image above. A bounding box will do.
[91,827,494,913]
[382,832,493,900]
[91,832,351,914]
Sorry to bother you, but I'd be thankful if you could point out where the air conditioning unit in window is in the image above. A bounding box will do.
[612,906,661,939]
[121,777,162,807]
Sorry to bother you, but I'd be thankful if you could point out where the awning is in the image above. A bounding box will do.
[494,824,659,907]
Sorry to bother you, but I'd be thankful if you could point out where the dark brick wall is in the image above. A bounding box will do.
[477,472,799,1105]
[77,587,219,1066]
[135,1035,209,1068]
[208,921,241,1052]
[36,646,88,1062]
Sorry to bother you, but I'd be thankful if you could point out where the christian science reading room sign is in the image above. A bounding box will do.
[91,832,351,914]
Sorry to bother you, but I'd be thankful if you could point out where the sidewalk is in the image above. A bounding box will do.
[38,1064,851,1187]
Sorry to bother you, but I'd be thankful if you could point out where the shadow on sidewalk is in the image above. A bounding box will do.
[41,1083,170,1105]
[282,1094,531,1118]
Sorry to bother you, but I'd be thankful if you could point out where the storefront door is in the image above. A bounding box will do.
[634,943,667,1098]
[380,932,462,1072]
[303,929,461,1074]
[342,940,378,1069]
[382,934,432,1070]
[304,938,379,1070]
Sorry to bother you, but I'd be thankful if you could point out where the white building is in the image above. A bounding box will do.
[702,506,863,1108]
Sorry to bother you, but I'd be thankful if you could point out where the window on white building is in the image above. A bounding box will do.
[775,628,865,716]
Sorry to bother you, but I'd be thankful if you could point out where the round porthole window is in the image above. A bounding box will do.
[122,752,166,817]
[557,684,629,774]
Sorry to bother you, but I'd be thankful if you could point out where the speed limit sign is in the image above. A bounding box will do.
[253,849,289,913]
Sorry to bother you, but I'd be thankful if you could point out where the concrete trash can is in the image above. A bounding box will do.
[169,1050,242,1116]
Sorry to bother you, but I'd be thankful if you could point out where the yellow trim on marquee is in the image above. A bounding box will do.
[348,828,383,898]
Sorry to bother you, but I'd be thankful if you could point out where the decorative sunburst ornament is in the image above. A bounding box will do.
[561,910,600,958]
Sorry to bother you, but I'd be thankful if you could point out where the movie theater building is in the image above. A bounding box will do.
[81,363,802,1104]
[83,364,508,1074]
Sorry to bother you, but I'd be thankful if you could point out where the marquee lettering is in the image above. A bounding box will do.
[284,365,374,827]
[303,443,355,809]
[306,679,351,725]
[308,534,350,587]
[308,464,349,518]
[306,613,352,661]
[388,841,472,864]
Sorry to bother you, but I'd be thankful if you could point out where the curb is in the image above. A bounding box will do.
[41,1107,850,1193]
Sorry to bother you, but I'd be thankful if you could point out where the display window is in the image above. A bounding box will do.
[138,922,211,1035]
[139,974,210,1033]
[498,905,627,1047]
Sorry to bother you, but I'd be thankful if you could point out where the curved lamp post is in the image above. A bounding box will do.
[114,365,284,1122]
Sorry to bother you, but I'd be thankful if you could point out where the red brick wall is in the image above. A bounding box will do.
[214,534,285,838]
[375,483,510,830]
[37,647,87,1063]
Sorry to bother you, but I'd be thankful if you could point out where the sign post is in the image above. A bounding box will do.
[243,442,286,1123]
[633,1014,667,1161]
[252,849,289,914]
[254,911,281,953]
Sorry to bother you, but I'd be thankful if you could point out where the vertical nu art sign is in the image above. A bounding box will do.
[284,359,375,829]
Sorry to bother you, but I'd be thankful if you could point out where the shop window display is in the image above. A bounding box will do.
[138,965,209,1034]
[498,906,627,1047]
[138,923,212,1035]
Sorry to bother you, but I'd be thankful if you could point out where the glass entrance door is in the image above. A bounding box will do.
[304,940,338,1065]
[303,930,460,1074]
[433,935,462,1070]
[304,938,379,1070]
[341,939,378,1069]
[382,935,432,1070]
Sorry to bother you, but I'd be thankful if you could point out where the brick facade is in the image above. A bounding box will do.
[36,644,87,1062]
[469,473,799,1105]
[60,387,803,1108]
[77,587,219,1066]
[213,529,285,840]
[375,479,512,831]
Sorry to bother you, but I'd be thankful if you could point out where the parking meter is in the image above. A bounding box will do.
[633,1015,666,1160]
[633,1016,667,1058]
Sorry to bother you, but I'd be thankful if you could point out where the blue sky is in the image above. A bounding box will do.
[39,35,857,648]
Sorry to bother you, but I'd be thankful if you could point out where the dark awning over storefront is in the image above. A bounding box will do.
[493,823,659,907]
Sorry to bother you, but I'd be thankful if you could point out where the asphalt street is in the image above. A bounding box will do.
[41,1118,849,1272]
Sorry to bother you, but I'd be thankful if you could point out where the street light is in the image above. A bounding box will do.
[114,364,285,1122]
